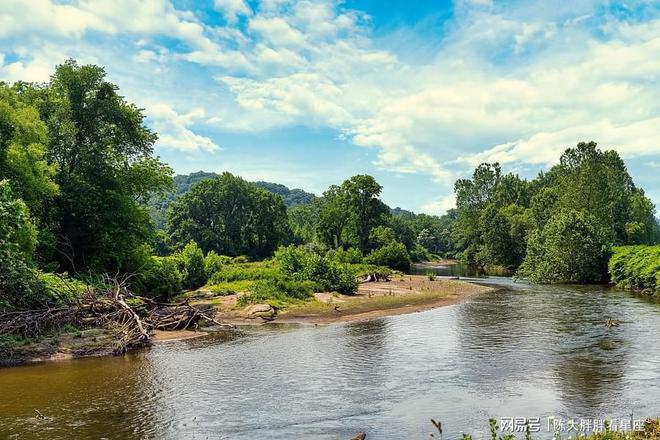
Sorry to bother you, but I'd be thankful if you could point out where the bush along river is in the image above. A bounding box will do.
[1,267,660,440]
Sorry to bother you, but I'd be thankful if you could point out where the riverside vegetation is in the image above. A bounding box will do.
[1,60,659,360]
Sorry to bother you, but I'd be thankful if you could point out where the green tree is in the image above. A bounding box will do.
[15,60,173,273]
[288,202,320,244]
[317,175,389,252]
[0,84,59,219]
[178,241,206,290]
[551,142,655,245]
[518,210,608,283]
[342,175,390,252]
[0,180,38,308]
[166,172,290,257]
[317,185,350,249]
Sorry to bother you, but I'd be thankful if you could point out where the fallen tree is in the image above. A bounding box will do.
[0,275,234,356]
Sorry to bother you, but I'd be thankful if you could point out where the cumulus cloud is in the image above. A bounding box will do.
[147,104,220,153]
[2,0,660,211]
[422,194,457,216]
[214,0,252,24]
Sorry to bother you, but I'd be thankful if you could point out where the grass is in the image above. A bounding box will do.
[205,280,258,295]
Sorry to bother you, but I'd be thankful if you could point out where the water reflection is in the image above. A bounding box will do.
[0,354,159,439]
[2,282,660,440]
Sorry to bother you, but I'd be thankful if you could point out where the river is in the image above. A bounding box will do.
[1,266,660,439]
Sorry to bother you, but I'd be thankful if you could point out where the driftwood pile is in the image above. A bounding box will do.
[0,275,233,355]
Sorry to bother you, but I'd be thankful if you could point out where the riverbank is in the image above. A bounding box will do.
[194,274,494,325]
[0,274,493,367]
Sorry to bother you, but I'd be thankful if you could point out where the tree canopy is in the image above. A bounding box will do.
[166,172,290,258]
[451,141,658,282]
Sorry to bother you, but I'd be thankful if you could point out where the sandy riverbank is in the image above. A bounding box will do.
[203,275,495,326]
[1,274,493,367]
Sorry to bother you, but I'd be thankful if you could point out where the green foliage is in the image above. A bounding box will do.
[317,175,390,252]
[0,180,39,308]
[7,60,173,274]
[237,278,315,308]
[35,271,88,305]
[369,225,397,248]
[409,243,432,263]
[274,245,358,294]
[325,247,363,264]
[166,172,290,258]
[451,142,657,283]
[138,256,183,299]
[204,251,231,278]
[0,87,58,218]
[365,241,411,271]
[518,210,608,283]
[205,280,257,296]
[609,245,660,294]
[177,241,206,290]
[208,263,279,284]
[288,202,321,244]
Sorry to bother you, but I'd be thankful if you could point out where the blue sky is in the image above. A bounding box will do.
[1,0,659,214]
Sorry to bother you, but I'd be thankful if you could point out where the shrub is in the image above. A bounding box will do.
[323,262,359,294]
[35,272,89,304]
[208,264,279,284]
[204,251,232,279]
[609,245,660,294]
[237,277,315,307]
[138,256,183,299]
[178,241,206,290]
[409,243,432,263]
[274,245,308,275]
[275,245,359,294]
[365,241,411,271]
[0,180,39,308]
[325,247,363,264]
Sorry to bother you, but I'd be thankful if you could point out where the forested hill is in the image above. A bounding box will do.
[148,171,317,227]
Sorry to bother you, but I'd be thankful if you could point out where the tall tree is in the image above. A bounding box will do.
[19,60,172,272]
[0,84,58,219]
[341,175,389,252]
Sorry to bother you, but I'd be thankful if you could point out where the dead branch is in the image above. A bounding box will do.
[0,275,235,356]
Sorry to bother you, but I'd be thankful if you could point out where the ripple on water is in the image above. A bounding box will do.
[2,283,660,439]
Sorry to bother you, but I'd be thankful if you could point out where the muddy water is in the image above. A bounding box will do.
[1,277,659,439]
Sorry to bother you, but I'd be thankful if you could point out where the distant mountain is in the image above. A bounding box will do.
[253,181,316,207]
[390,207,416,220]
[147,171,317,228]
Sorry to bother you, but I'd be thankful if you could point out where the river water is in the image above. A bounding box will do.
[2,267,660,439]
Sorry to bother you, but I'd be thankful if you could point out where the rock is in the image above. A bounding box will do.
[246,304,275,319]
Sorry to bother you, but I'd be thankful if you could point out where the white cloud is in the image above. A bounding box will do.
[422,194,457,215]
[1,0,659,208]
[214,0,252,24]
[147,104,220,153]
